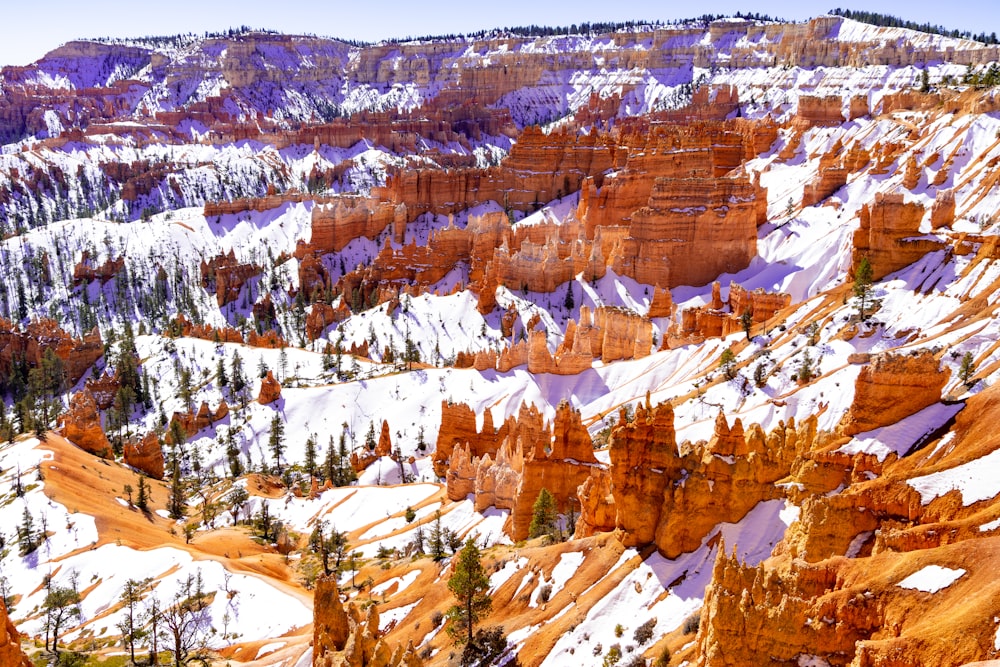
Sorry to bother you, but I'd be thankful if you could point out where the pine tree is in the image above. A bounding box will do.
[225,428,242,478]
[528,488,558,541]
[168,457,185,520]
[740,308,754,341]
[853,257,874,320]
[446,538,492,646]
[231,351,247,404]
[18,505,38,555]
[719,347,737,380]
[304,434,318,479]
[136,474,149,511]
[959,351,977,387]
[268,413,285,474]
[227,486,249,526]
[43,582,82,656]
[116,578,150,664]
[216,357,228,387]
[429,510,446,560]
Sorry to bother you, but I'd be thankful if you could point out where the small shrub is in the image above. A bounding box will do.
[614,623,625,638]
[603,644,623,667]
[633,618,656,645]
[538,584,553,603]
[431,610,443,627]
[682,611,701,635]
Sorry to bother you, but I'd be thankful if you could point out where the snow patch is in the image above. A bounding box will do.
[897,565,965,593]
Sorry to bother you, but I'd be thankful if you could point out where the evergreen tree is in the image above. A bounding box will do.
[740,308,754,341]
[304,433,318,479]
[853,257,874,320]
[446,538,492,646]
[43,582,82,656]
[168,456,185,520]
[216,357,228,387]
[17,505,39,555]
[268,413,285,473]
[136,474,149,511]
[225,427,243,478]
[226,486,249,525]
[719,347,737,380]
[116,578,150,664]
[528,488,558,541]
[959,351,977,387]
[429,510,447,560]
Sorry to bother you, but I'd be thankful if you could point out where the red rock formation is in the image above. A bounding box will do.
[802,150,849,206]
[59,390,112,457]
[172,314,245,344]
[168,401,230,442]
[204,192,334,218]
[675,281,791,340]
[606,396,815,558]
[438,399,597,540]
[72,251,126,285]
[509,401,598,540]
[795,95,846,127]
[85,370,120,410]
[376,421,392,457]
[200,250,261,307]
[258,371,282,404]
[839,350,949,436]
[609,172,764,288]
[574,468,616,537]
[852,192,942,280]
[124,432,165,480]
[0,318,103,386]
[308,196,405,254]
[446,439,523,512]
[696,548,875,667]
[314,598,422,667]
[435,401,529,476]
[314,575,351,658]
[247,330,288,349]
[930,188,956,228]
[647,285,674,318]
[0,598,31,667]
[306,302,350,341]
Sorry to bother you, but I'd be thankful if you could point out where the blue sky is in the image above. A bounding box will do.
[1,0,998,67]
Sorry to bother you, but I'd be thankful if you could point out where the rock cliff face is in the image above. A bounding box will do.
[839,350,949,436]
[0,318,103,386]
[0,598,31,667]
[696,549,876,667]
[201,250,262,307]
[695,384,1000,667]
[440,400,597,540]
[596,397,816,558]
[851,193,943,281]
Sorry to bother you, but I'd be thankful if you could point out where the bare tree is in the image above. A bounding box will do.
[159,573,212,667]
